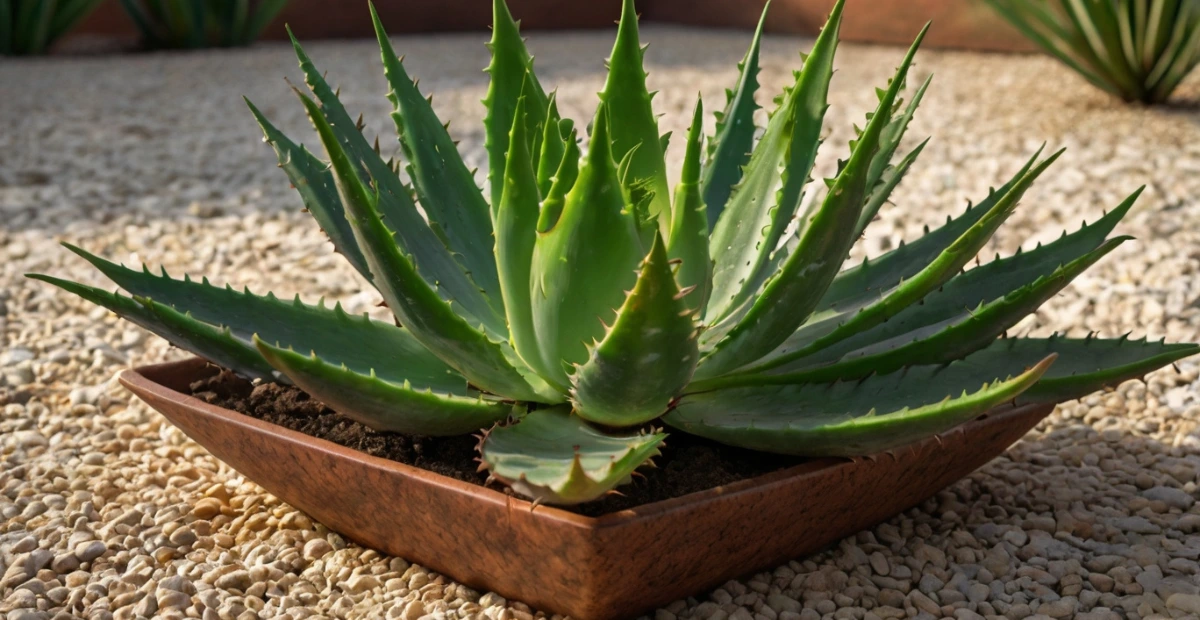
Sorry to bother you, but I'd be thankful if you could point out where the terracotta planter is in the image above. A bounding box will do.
[120,358,1054,620]
[642,0,1036,52]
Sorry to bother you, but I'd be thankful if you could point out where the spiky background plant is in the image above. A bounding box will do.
[119,0,288,49]
[1,0,104,55]
[33,0,1199,505]
[985,0,1200,103]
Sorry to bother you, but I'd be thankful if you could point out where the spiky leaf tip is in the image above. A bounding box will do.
[570,232,701,427]
[480,406,665,505]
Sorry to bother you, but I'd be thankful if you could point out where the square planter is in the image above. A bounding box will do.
[120,357,1054,620]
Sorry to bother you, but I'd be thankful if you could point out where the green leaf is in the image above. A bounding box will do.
[697,236,1128,390]
[984,0,1123,98]
[702,2,768,229]
[531,104,646,387]
[855,138,928,239]
[856,75,933,237]
[570,233,701,426]
[244,98,372,282]
[28,274,276,380]
[743,150,1068,374]
[243,0,287,43]
[1062,0,1144,98]
[480,406,665,505]
[668,97,713,312]
[983,0,1200,102]
[1145,2,1200,101]
[959,335,1200,404]
[599,0,672,238]
[23,0,57,55]
[535,93,572,198]
[822,147,1049,314]
[289,31,506,336]
[667,355,1053,456]
[496,95,563,391]
[58,243,469,394]
[371,5,502,308]
[535,122,580,234]
[300,90,560,403]
[255,339,516,436]
[705,0,842,323]
[697,23,927,379]
[483,0,552,212]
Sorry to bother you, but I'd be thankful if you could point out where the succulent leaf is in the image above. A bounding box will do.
[702,2,768,229]
[705,0,842,324]
[28,275,277,380]
[535,93,572,198]
[667,97,713,312]
[535,122,580,234]
[570,233,701,426]
[698,236,1128,391]
[372,4,502,308]
[290,32,506,336]
[496,95,563,391]
[531,104,646,386]
[985,0,1200,103]
[669,355,1053,456]
[856,75,933,237]
[855,138,929,240]
[743,150,1067,373]
[483,0,553,212]
[58,244,469,394]
[255,339,515,436]
[599,0,673,238]
[302,91,560,403]
[697,24,928,379]
[962,336,1200,404]
[822,147,1049,313]
[480,406,665,504]
[244,98,372,282]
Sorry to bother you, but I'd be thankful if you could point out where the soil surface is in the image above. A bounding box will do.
[188,369,804,517]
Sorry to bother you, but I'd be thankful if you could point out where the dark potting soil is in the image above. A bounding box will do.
[189,370,805,517]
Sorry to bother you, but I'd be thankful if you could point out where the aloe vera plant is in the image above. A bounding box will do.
[1,0,104,55]
[33,0,1199,506]
[985,0,1200,103]
[118,0,288,49]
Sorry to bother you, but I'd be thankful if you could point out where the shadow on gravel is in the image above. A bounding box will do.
[672,419,1200,619]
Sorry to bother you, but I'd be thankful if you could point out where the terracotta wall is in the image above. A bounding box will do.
[66,0,1033,52]
[642,0,1035,52]
[69,0,623,42]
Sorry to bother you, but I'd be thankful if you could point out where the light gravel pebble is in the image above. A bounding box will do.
[4,24,1200,619]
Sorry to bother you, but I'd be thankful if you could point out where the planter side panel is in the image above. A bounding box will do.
[123,361,601,614]
[584,404,1052,618]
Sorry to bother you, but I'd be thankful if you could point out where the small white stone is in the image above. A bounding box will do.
[74,540,107,563]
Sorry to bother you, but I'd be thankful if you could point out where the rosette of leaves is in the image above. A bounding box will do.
[1,0,104,55]
[33,0,1198,505]
[986,0,1200,103]
[119,0,288,49]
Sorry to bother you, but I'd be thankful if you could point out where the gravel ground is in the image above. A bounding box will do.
[4,22,1200,620]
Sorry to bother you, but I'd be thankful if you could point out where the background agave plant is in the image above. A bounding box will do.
[0,0,103,55]
[985,0,1200,103]
[118,0,289,49]
[33,0,1199,505]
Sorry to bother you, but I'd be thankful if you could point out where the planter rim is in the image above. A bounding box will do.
[120,358,862,525]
